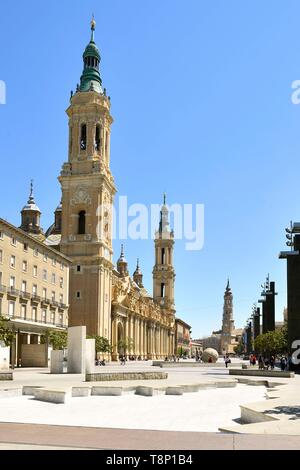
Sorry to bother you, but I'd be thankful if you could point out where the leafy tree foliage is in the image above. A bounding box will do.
[0,316,15,346]
[48,330,68,350]
[254,326,288,356]
[88,335,112,354]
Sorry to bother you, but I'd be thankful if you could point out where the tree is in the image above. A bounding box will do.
[234,339,245,355]
[254,326,288,356]
[87,335,112,354]
[0,316,15,346]
[48,330,67,350]
[117,337,134,355]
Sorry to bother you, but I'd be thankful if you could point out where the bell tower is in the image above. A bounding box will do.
[59,18,116,338]
[220,280,235,354]
[20,180,44,240]
[153,195,176,316]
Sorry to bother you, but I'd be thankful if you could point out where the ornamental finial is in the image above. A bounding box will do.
[90,14,96,41]
[91,14,96,31]
[28,179,34,203]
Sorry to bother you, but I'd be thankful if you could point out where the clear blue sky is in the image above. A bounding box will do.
[1,1,300,337]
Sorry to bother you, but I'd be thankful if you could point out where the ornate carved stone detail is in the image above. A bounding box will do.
[70,186,92,206]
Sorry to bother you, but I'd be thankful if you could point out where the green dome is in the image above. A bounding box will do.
[83,40,100,61]
[78,18,103,94]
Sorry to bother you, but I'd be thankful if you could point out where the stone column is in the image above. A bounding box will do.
[129,315,134,356]
[125,317,129,358]
[135,318,139,358]
[165,330,168,356]
[87,120,94,156]
[111,319,118,361]
[158,328,161,358]
[144,321,147,358]
[140,320,144,358]
[139,320,142,358]
[149,323,154,358]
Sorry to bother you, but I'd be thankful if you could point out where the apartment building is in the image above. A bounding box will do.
[0,218,70,366]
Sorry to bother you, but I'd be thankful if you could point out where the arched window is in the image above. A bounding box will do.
[80,124,87,150]
[95,125,101,151]
[161,283,165,298]
[78,211,86,235]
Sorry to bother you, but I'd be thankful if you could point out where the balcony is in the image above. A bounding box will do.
[31,294,41,304]
[7,287,19,298]
[51,300,60,308]
[58,303,67,311]
[0,284,6,295]
[20,291,31,301]
[8,315,67,329]
[41,298,50,306]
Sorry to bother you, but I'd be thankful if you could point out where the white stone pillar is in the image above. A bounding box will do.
[50,350,64,374]
[67,326,86,374]
[85,338,95,374]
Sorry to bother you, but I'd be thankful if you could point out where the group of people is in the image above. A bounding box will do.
[257,355,275,370]
[257,355,285,370]
[164,356,182,362]
[95,358,106,366]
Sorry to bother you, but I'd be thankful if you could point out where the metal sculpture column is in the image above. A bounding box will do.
[280,222,300,371]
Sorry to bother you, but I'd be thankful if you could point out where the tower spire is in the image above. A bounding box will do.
[20,180,43,238]
[78,17,103,94]
[117,244,128,276]
[29,179,34,203]
[133,258,144,288]
[91,14,96,41]
[159,193,170,235]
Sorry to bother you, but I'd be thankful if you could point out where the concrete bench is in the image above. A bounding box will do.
[72,387,91,397]
[23,386,45,396]
[86,371,168,382]
[91,386,122,396]
[0,387,21,398]
[135,386,155,396]
[165,386,183,395]
[34,388,70,404]
[229,369,295,378]
[0,372,13,381]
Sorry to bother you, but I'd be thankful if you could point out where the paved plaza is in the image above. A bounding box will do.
[0,360,300,449]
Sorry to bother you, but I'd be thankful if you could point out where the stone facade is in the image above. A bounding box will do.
[220,280,241,354]
[0,218,70,366]
[53,19,176,360]
[175,318,191,356]
[0,19,183,365]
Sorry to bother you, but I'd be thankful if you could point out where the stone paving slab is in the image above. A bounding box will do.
[1,423,300,449]
[220,420,300,435]
[240,396,300,423]
[229,369,295,378]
